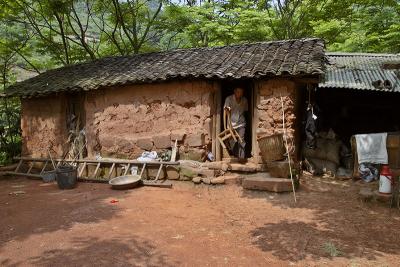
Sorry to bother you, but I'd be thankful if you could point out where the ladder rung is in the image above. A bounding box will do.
[27,161,35,174]
[15,159,23,172]
[40,161,49,174]
[92,162,101,178]
[108,163,115,179]
[123,163,130,176]
[78,162,87,178]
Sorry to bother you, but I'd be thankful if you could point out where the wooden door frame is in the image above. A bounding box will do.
[213,82,256,162]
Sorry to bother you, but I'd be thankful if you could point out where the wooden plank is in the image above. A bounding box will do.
[171,140,178,162]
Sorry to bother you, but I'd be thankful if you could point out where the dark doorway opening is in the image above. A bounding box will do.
[220,80,253,159]
[315,88,400,147]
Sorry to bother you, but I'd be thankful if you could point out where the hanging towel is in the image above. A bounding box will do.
[355,133,388,164]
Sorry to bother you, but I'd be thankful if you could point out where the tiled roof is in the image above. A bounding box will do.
[5,38,325,98]
[319,52,400,92]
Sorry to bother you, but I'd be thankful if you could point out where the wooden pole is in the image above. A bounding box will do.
[280,96,297,203]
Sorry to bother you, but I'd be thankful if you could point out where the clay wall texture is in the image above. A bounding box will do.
[21,94,67,158]
[254,79,299,158]
[84,80,217,158]
[20,78,303,162]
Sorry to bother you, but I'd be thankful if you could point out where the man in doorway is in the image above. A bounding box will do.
[224,87,248,160]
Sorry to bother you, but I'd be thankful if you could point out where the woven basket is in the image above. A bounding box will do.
[258,134,285,162]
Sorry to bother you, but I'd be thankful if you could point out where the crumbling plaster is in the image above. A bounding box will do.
[84,80,218,158]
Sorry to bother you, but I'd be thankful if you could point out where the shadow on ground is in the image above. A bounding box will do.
[0,176,128,248]
[243,176,400,262]
[1,235,176,267]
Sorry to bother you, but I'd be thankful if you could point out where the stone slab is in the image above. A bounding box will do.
[242,177,294,192]
[230,163,258,172]
[211,177,225,185]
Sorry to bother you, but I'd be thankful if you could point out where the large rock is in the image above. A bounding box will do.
[268,161,291,178]
[201,177,211,184]
[144,165,166,179]
[186,133,205,147]
[242,177,294,192]
[153,133,171,149]
[211,177,225,185]
[179,147,205,161]
[171,130,186,141]
[166,166,180,180]
[223,174,242,185]
[136,137,153,151]
[179,165,199,179]
[201,161,230,171]
[230,163,257,172]
[198,168,216,178]
[192,176,202,184]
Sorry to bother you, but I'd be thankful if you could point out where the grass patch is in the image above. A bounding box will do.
[322,242,342,257]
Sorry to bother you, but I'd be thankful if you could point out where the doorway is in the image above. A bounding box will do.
[220,80,254,159]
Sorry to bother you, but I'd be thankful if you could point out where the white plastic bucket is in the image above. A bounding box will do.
[379,175,392,194]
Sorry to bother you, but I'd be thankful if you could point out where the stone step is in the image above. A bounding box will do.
[242,175,296,192]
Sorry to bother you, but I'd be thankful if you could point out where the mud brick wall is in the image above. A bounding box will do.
[21,94,68,157]
[85,80,217,159]
[254,79,298,159]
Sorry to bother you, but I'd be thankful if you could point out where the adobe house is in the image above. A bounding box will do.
[5,38,325,166]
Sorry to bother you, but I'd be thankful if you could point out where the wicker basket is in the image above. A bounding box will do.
[258,134,285,162]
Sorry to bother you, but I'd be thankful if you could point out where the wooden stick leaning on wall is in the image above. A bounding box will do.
[280,96,297,203]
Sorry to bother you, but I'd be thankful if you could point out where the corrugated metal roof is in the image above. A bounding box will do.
[319,52,400,92]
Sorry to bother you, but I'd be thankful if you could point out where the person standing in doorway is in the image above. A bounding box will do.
[224,87,248,160]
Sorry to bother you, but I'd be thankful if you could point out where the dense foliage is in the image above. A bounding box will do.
[0,0,399,164]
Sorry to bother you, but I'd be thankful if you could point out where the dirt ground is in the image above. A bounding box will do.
[1,175,400,267]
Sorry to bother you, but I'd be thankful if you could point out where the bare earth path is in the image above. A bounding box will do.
[0,175,399,266]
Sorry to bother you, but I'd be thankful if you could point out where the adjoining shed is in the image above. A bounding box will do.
[5,38,325,169]
[312,52,400,177]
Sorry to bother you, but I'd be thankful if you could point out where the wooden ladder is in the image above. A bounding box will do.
[7,157,179,188]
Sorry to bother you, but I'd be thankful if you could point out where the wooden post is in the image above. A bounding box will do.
[211,84,217,158]
[215,83,222,161]
[252,82,261,163]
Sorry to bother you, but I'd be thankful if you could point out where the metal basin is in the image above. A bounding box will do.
[109,175,142,190]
